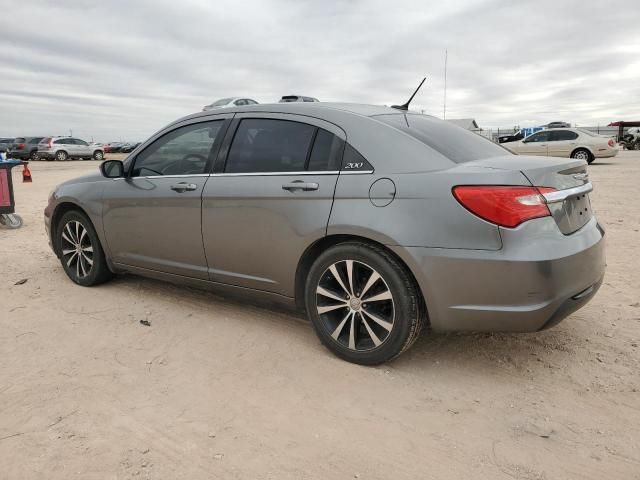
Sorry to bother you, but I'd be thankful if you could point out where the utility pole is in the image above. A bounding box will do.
[443,49,448,120]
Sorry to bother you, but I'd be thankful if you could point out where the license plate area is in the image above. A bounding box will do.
[549,192,592,234]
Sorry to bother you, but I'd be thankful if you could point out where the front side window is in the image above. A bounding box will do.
[225,119,316,173]
[524,131,551,143]
[132,121,223,177]
[550,130,578,141]
[73,138,89,146]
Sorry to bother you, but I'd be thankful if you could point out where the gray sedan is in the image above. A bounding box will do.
[44,103,605,364]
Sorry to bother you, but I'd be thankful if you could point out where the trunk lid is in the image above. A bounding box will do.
[466,155,592,235]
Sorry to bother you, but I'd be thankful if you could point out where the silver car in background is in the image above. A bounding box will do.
[202,97,258,111]
[44,103,605,364]
[38,136,105,161]
[504,127,618,164]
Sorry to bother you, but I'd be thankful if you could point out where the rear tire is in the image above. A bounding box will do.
[571,148,593,164]
[55,150,68,161]
[305,242,425,365]
[30,151,39,161]
[56,210,113,286]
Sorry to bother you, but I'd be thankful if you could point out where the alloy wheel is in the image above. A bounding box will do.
[574,150,589,160]
[60,220,94,279]
[316,260,395,351]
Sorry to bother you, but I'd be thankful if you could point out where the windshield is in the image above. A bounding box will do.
[210,98,233,107]
[375,114,510,163]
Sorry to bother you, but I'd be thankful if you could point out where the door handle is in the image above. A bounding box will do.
[170,182,198,192]
[282,181,319,192]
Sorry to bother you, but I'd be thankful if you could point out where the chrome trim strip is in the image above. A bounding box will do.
[112,170,375,180]
[543,182,593,203]
[341,170,374,175]
[209,171,340,177]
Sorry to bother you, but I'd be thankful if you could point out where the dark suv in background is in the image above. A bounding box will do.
[9,137,45,160]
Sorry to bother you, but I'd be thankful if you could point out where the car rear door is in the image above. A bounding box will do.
[201,113,345,296]
[102,117,229,279]
[548,130,578,157]
[518,131,550,156]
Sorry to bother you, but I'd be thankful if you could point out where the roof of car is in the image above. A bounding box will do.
[188,102,404,121]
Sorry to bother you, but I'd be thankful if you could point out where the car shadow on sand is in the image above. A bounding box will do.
[103,274,578,374]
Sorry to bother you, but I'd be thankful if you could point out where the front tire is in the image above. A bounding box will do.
[93,150,104,160]
[305,242,425,365]
[56,211,113,286]
[30,151,39,161]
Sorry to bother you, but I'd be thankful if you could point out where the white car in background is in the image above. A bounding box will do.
[504,128,618,164]
[202,97,258,111]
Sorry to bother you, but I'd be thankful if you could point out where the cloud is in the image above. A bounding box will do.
[0,0,638,141]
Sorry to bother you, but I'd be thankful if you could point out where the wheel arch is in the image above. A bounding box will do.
[570,146,594,158]
[50,202,93,256]
[294,234,428,325]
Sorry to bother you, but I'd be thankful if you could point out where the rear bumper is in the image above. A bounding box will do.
[391,216,605,332]
[594,148,618,158]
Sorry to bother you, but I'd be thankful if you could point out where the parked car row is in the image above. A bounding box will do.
[202,94,319,111]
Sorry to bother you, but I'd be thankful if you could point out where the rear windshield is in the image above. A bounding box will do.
[14,137,26,143]
[375,114,510,163]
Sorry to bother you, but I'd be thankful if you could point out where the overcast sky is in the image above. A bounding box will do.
[1,0,639,141]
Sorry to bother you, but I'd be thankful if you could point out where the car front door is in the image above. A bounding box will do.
[71,138,91,158]
[201,114,345,296]
[102,118,229,279]
[518,131,550,156]
[547,130,578,157]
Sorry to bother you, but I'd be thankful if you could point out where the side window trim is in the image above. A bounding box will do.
[128,119,230,178]
[214,114,351,175]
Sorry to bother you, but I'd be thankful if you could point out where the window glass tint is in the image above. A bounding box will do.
[132,121,223,177]
[341,143,373,171]
[246,99,258,105]
[28,137,44,144]
[225,119,315,173]
[14,137,26,143]
[54,138,68,144]
[234,99,247,106]
[550,130,578,141]
[73,138,89,146]
[376,114,509,163]
[307,129,344,171]
[524,131,551,143]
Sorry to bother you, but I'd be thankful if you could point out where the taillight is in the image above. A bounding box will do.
[17,143,25,149]
[452,186,556,228]
[48,138,53,148]
[608,139,615,147]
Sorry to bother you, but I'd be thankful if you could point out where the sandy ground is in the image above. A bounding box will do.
[1,152,639,480]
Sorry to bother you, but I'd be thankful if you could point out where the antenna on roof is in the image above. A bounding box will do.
[391,77,427,111]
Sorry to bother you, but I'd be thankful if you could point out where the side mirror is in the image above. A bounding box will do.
[100,160,124,178]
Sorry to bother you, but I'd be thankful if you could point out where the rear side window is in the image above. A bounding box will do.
[375,114,509,163]
[53,138,68,144]
[225,119,316,173]
[308,129,344,171]
[550,130,578,141]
